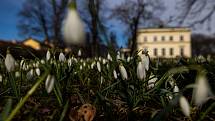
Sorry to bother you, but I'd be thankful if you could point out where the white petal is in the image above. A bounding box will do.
[45,75,55,93]
[46,50,51,61]
[193,75,210,106]
[35,68,40,76]
[59,52,66,62]
[119,64,128,80]
[96,61,101,72]
[113,70,117,79]
[179,96,190,117]
[137,61,145,80]
[174,85,179,93]
[63,9,85,45]
[5,53,16,72]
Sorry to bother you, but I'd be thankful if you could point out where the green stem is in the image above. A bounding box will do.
[5,72,48,121]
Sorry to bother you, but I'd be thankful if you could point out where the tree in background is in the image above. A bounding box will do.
[176,0,215,30]
[78,0,108,57]
[110,0,164,55]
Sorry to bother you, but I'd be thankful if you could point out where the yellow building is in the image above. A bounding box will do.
[23,38,41,50]
[137,28,191,58]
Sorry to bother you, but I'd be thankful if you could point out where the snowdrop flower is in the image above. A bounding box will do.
[26,69,34,80]
[137,61,145,80]
[63,1,85,45]
[117,51,121,60]
[5,50,16,72]
[15,71,20,78]
[107,53,112,61]
[0,74,2,82]
[148,74,157,89]
[91,62,95,69]
[102,59,107,65]
[68,58,72,67]
[83,62,86,67]
[59,52,66,62]
[78,49,82,57]
[100,76,104,85]
[127,56,131,62]
[41,59,45,64]
[46,50,51,61]
[179,96,190,117]
[193,74,210,106]
[80,65,83,70]
[173,85,179,93]
[113,70,117,79]
[140,54,149,71]
[35,68,40,76]
[119,64,128,80]
[45,75,55,93]
[97,61,101,72]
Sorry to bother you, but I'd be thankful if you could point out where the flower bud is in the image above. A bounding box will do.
[5,50,16,72]
[119,64,128,80]
[45,75,55,93]
[137,61,145,80]
[46,50,51,61]
[59,52,66,62]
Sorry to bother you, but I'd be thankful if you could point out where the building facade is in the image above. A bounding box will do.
[23,38,41,50]
[137,28,191,58]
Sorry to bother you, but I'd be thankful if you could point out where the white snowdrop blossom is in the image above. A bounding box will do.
[80,65,83,70]
[119,64,128,80]
[35,68,40,76]
[45,75,55,94]
[68,58,72,67]
[179,96,190,117]
[141,54,149,71]
[113,70,117,79]
[193,75,210,106]
[107,53,112,61]
[46,50,51,61]
[27,69,34,80]
[5,51,16,72]
[137,61,145,80]
[78,49,82,57]
[0,74,2,82]
[127,57,131,62]
[15,71,20,78]
[148,74,157,89]
[174,85,179,93]
[117,51,121,60]
[59,52,66,62]
[91,62,95,69]
[63,3,85,45]
[41,59,45,64]
[97,61,101,72]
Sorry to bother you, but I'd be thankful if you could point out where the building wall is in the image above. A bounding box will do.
[23,39,41,50]
[137,28,191,58]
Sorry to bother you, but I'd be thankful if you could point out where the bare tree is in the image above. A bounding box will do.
[176,0,215,30]
[78,0,108,57]
[111,0,164,54]
[17,0,68,45]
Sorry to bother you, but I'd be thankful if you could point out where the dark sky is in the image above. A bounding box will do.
[0,0,214,47]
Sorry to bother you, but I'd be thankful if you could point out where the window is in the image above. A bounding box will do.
[170,48,174,56]
[180,35,184,41]
[154,48,157,56]
[170,36,173,41]
[161,36,165,41]
[144,36,147,42]
[180,47,184,56]
[154,36,157,42]
[162,48,165,56]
